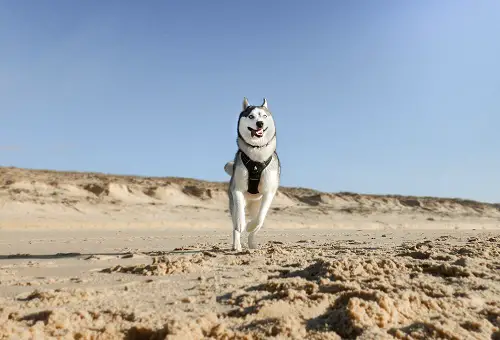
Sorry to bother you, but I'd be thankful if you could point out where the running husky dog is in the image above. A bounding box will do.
[224,97,281,251]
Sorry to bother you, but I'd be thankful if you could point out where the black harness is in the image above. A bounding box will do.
[239,151,273,194]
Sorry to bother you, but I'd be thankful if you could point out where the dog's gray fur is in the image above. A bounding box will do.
[224,97,281,251]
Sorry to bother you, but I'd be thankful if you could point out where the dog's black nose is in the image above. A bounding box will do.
[256,121,264,128]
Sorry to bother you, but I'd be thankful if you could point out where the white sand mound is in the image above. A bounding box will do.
[58,184,94,198]
[147,184,204,206]
[107,183,153,204]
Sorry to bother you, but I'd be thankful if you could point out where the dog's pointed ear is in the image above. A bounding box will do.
[261,98,268,109]
[242,97,250,110]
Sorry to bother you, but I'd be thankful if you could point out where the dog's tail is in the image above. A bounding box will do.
[224,161,234,176]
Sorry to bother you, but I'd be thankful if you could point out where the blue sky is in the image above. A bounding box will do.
[1,0,499,202]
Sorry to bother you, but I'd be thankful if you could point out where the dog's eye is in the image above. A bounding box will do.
[263,115,267,118]
[248,115,255,119]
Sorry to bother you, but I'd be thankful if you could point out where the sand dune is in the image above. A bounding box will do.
[0,166,499,339]
[1,166,499,230]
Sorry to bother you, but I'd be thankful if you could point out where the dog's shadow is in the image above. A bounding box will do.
[0,248,250,261]
[0,241,289,261]
[0,252,129,260]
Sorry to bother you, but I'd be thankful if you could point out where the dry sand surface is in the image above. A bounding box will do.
[0,167,499,339]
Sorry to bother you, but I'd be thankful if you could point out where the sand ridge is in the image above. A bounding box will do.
[1,166,499,231]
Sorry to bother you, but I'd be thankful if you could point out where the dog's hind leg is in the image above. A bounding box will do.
[247,191,275,249]
[248,224,259,249]
[247,201,260,249]
[246,200,260,231]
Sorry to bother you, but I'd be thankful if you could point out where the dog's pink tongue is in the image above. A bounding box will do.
[256,129,263,136]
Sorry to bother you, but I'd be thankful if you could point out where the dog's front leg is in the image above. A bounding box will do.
[231,190,246,251]
[248,191,275,249]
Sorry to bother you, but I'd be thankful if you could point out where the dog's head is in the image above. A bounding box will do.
[238,97,276,147]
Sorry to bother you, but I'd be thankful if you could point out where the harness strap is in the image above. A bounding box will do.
[240,151,273,194]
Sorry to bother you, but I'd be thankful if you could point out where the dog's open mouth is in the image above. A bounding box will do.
[248,127,267,138]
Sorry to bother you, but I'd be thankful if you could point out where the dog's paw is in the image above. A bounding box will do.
[248,232,259,249]
[248,240,259,249]
[246,220,260,233]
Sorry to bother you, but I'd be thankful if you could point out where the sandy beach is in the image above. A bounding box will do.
[0,167,499,339]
